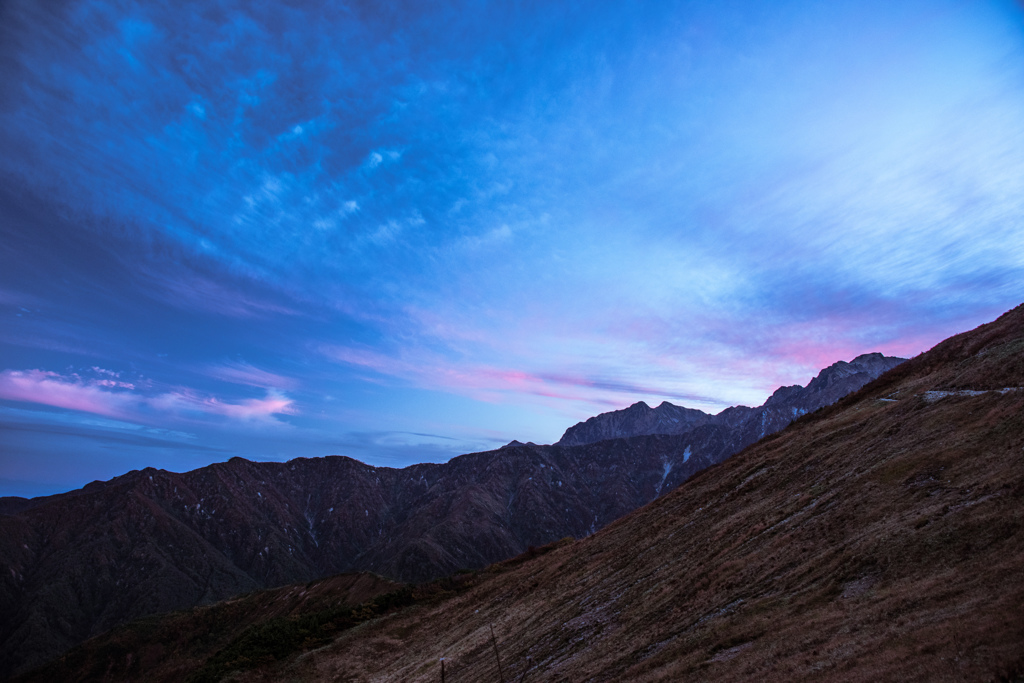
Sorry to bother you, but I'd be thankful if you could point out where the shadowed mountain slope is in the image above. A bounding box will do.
[189,304,1024,682]
[0,430,724,677]
[12,571,401,683]
[0,352,900,678]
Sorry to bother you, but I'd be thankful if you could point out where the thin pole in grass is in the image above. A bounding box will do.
[439,656,445,683]
[517,655,532,682]
[490,623,506,682]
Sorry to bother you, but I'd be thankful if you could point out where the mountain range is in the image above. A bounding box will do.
[21,304,1021,682]
[0,353,905,677]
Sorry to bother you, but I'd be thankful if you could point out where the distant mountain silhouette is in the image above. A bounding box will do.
[0,353,901,677]
[557,352,905,446]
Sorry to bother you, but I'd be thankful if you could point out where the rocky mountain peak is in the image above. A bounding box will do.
[763,384,803,407]
[557,352,906,447]
[804,353,905,395]
[556,399,711,447]
[500,440,537,449]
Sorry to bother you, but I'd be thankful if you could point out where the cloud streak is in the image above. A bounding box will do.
[203,360,299,390]
[0,369,295,425]
[323,344,723,410]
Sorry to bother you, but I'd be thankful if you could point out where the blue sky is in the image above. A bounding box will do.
[2,0,1023,497]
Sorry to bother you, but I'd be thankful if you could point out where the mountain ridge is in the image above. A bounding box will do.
[0,351,902,677]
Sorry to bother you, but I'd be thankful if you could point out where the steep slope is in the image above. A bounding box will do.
[217,305,1024,682]
[557,352,905,446]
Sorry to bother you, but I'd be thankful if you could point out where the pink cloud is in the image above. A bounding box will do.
[0,369,295,425]
[95,379,137,389]
[324,289,978,416]
[149,388,295,421]
[323,315,933,415]
[209,392,295,420]
[323,345,648,409]
[0,369,135,419]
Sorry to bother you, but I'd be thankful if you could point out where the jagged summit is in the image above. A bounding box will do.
[557,399,712,447]
[556,352,905,447]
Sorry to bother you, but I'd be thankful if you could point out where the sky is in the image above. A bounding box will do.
[1,0,1023,497]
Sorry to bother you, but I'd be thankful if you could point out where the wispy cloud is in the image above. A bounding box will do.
[322,344,700,409]
[0,418,225,453]
[146,388,295,422]
[0,369,295,425]
[0,370,136,420]
[0,288,40,308]
[536,373,724,406]
[140,269,300,319]
[203,360,299,390]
